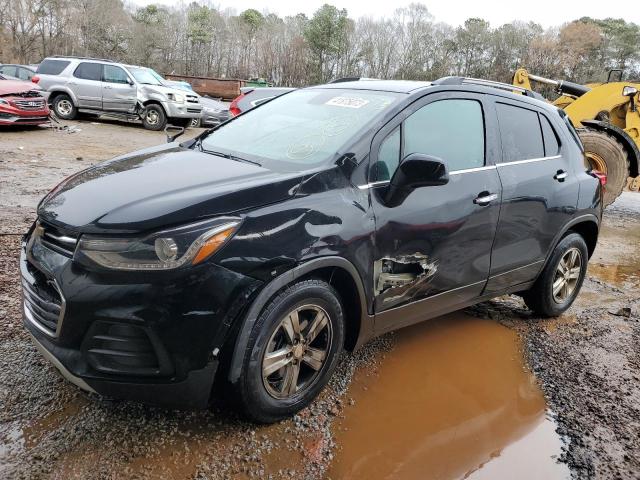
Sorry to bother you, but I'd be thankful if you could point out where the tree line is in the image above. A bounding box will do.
[2,0,640,87]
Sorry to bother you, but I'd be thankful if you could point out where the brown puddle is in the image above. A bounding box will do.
[326,313,570,480]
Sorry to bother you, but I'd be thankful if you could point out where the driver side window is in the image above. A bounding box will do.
[374,99,485,181]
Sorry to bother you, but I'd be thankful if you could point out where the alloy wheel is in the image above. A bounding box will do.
[146,110,159,125]
[57,99,72,116]
[262,304,332,399]
[552,247,582,303]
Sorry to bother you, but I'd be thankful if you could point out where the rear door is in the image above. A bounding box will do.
[370,92,503,333]
[102,65,137,113]
[485,99,579,293]
[70,62,103,110]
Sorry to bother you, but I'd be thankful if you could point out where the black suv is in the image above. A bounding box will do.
[21,78,602,423]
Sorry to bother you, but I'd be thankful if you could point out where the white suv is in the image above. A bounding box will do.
[35,56,202,130]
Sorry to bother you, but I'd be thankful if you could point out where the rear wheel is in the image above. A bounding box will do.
[579,129,629,207]
[234,279,345,423]
[522,233,588,317]
[52,94,77,120]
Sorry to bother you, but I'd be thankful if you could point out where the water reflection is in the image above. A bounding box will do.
[327,313,569,480]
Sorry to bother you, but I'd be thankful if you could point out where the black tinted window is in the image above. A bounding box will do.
[37,59,70,75]
[540,114,560,156]
[496,103,544,161]
[103,65,129,84]
[404,99,485,171]
[73,62,102,81]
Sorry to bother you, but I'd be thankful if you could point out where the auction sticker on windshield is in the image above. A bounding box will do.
[325,96,370,108]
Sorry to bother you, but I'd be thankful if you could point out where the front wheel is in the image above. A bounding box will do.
[522,233,588,317]
[234,279,345,423]
[141,104,167,131]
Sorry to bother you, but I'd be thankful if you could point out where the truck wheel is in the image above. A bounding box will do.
[52,94,77,120]
[579,129,630,207]
[522,233,588,317]
[142,104,167,131]
[234,279,345,423]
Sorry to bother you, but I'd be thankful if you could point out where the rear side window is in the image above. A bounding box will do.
[404,99,485,171]
[17,67,33,80]
[73,62,102,81]
[540,115,560,156]
[37,59,70,75]
[496,103,544,161]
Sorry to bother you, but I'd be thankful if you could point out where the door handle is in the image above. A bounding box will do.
[554,170,568,182]
[104,85,112,89]
[474,192,498,206]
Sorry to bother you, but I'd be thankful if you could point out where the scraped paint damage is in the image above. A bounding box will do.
[374,253,438,305]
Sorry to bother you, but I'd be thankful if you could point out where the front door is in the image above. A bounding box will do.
[102,65,137,113]
[485,100,580,293]
[370,93,503,333]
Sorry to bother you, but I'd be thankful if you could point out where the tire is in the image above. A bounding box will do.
[522,233,588,317]
[579,129,630,207]
[234,279,345,423]
[52,94,77,120]
[141,104,167,131]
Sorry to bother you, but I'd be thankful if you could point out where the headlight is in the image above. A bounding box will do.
[0,98,10,106]
[168,93,185,104]
[76,218,240,271]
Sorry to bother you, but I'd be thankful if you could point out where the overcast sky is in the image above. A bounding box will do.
[127,0,639,27]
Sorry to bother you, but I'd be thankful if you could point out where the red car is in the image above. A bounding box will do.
[0,74,50,126]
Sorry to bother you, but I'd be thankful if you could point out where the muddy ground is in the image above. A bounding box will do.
[1,119,639,479]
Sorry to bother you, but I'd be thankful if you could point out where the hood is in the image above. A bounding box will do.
[38,143,306,234]
[139,83,199,99]
[0,79,41,95]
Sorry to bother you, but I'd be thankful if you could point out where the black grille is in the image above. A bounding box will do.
[22,268,64,335]
[186,95,199,104]
[83,322,173,377]
[39,222,78,257]
[187,108,201,113]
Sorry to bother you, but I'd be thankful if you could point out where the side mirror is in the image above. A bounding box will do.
[384,153,449,207]
[622,86,637,97]
[128,79,135,86]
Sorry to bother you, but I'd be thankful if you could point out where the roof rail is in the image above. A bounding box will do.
[49,55,116,64]
[328,77,379,83]
[433,76,545,100]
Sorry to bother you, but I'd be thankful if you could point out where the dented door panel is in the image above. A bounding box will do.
[371,168,502,325]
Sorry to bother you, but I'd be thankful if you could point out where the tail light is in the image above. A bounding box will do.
[591,170,607,187]
[229,93,245,117]
[31,75,40,84]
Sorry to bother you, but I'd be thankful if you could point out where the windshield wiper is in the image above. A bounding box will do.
[200,146,261,166]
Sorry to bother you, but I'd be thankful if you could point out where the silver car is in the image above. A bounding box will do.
[35,56,202,130]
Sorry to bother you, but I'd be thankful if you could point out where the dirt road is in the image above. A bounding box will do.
[1,119,639,479]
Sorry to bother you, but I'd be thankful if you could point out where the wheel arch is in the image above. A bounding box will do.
[48,88,77,106]
[227,256,370,383]
[582,119,639,177]
[141,99,167,113]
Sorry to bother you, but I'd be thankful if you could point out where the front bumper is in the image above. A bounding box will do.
[0,109,49,125]
[164,101,202,119]
[20,222,260,408]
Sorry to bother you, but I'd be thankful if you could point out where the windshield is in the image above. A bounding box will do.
[128,67,162,85]
[199,88,402,171]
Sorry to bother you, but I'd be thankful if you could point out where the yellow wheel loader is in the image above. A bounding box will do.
[513,68,640,206]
